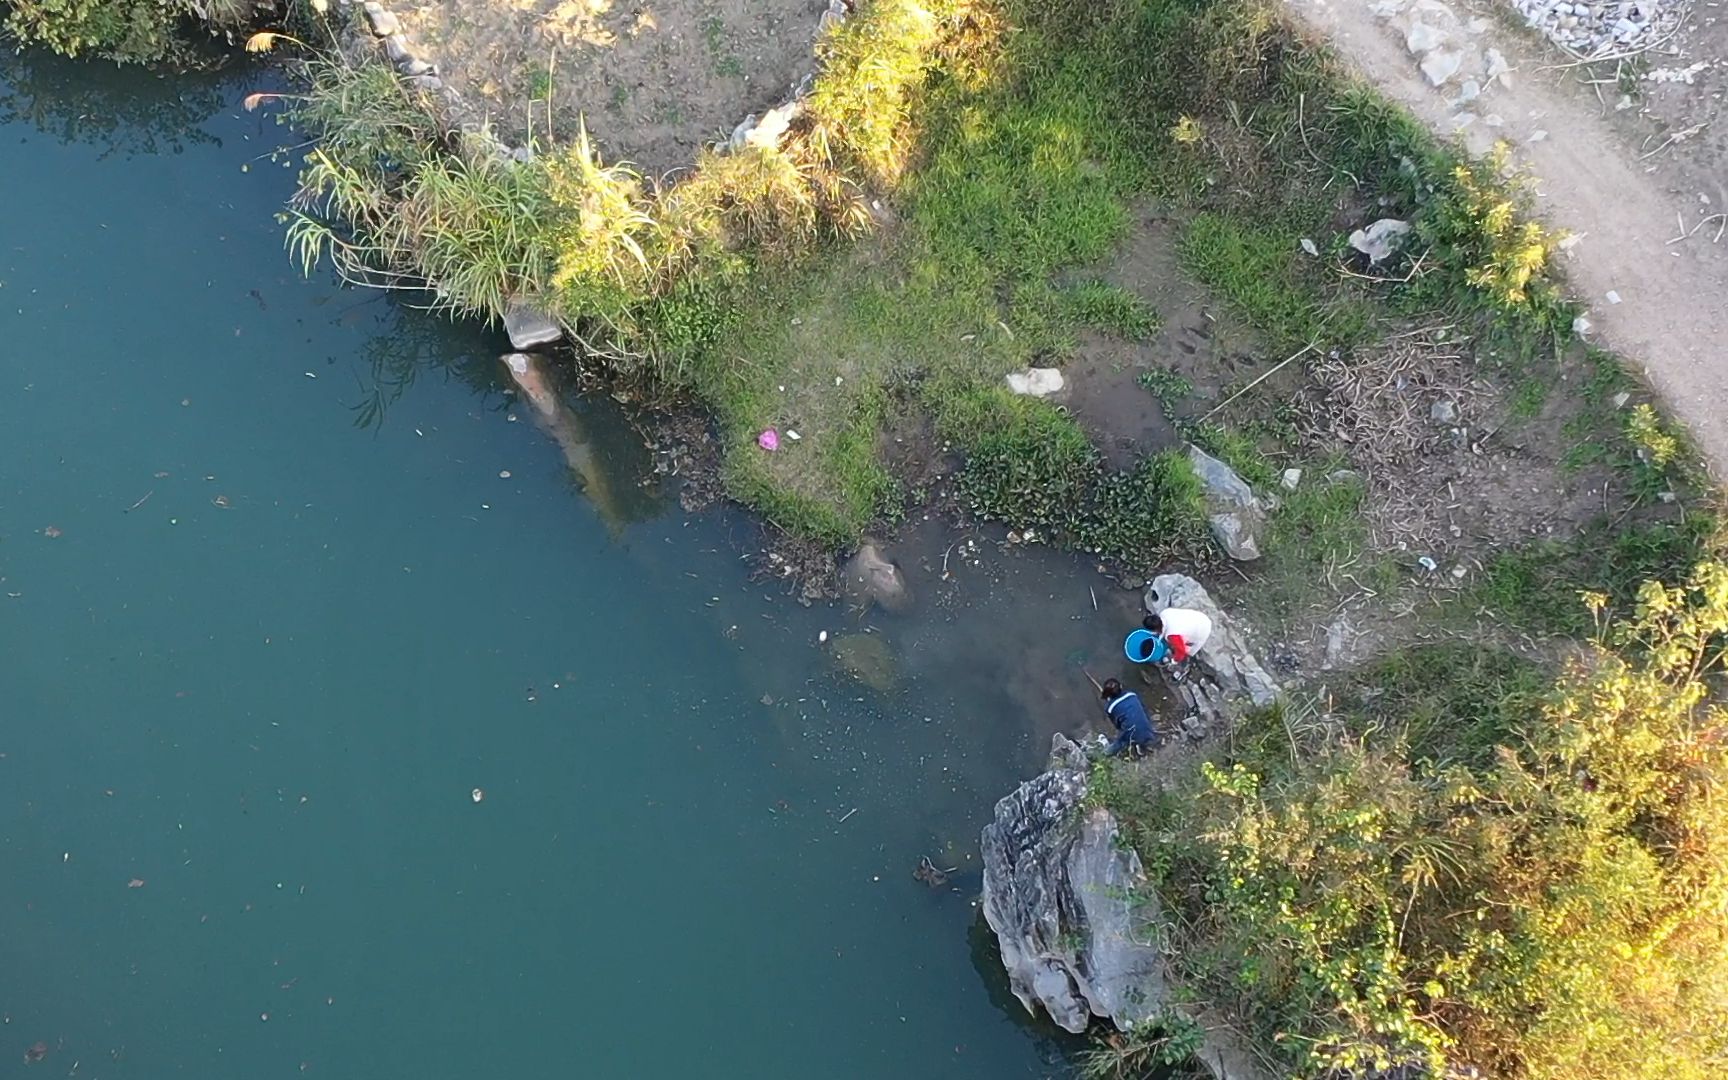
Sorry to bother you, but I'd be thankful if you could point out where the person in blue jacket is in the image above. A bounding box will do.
[1099,678,1157,757]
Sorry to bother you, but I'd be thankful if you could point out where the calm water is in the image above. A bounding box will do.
[0,52,1128,1078]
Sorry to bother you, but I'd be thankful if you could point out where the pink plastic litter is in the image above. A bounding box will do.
[757,428,780,451]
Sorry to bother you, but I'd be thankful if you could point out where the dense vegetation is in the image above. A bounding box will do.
[1095,565,1728,1079]
[2,0,246,61]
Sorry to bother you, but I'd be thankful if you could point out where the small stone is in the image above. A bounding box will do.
[1573,315,1593,335]
[1606,289,1622,304]
[1300,237,1319,257]
[401,58,433,76]
[1455,77,1481,104]
[364,4,400,35]
[1421,48,1464,85]
[384,33,411,62]
[1529,128,1549,142]
[1430,398,1459,424]
[1280,468,1303,490]
[407,74,443,92]
[1612,391,1631,408]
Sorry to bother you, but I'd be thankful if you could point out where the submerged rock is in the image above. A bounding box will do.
[841,541,911,613]
[829,633,896,691]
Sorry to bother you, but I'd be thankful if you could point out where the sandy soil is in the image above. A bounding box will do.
[1284,0,1728,476]
[392,0,828,174]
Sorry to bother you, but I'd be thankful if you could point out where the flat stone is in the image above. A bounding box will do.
[1281,467,1303,490]
[401,58,433,76]
[384,33,411,62]
[1421,48,1464,85]
[406,74,442,92]
[503,302,562,349]
[1405,20,1448,53]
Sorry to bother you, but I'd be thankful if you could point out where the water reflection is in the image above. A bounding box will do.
[0,47,240,155]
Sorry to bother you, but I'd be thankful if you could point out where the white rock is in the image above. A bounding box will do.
[1573,315,1593,335]
[1005,368,1065,397]
[1455,77,1481,104]
[503,302,562,349]
[1406,20,1449,52]
[1421,48,1464,84]
[1348,218,1412,264]
[1281,468,1303,490]
[1606,289,1622,304]
[1300,237,1319,257]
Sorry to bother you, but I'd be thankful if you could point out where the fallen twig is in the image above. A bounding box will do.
[838,807,858,824]
[1201,341,1318,421]
[124,490,154,513]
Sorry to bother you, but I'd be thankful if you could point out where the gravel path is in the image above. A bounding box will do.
[1287,0,1728,476]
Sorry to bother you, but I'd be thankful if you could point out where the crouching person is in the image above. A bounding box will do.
[1100,678,1157,757]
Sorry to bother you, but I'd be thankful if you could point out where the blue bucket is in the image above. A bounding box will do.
[1124,629,1163,664]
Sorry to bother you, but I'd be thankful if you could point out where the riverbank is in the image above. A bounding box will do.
[13,0,1728,1072]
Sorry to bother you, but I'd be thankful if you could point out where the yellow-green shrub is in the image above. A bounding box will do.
[1110,562,1728,1079]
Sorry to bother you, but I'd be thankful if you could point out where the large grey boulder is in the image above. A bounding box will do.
[840,540,910,613]
[980,736,1276,1080]
[1145,573,1279,715]
[1187,445,1265,561]
[979,735,1166,1034]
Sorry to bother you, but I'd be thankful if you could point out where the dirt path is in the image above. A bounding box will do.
[1283,0,1728,475]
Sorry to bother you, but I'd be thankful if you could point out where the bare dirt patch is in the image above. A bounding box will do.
[1061,210,1263,468]
[1282,0,1728,476]
[393,0,829,173]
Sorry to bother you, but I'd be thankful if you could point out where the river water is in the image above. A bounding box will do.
[0,52,1148,1079]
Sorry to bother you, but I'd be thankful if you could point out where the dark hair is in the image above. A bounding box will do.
[1143,613,1163,633]
[1101,678,1123,699]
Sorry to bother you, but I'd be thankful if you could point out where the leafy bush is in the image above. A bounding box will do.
[6,0,187,62]
[1104,562,1728,1078]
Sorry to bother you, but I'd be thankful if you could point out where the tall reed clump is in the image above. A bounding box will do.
[283,0,965,370]
[1100,562,1728,1079]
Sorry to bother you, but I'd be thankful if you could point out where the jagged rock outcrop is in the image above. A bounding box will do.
[980,735,1166,1033]
[981,580,1280,1079]
[980,735,1273,1080]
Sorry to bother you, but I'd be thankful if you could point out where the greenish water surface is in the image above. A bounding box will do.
[0,52,1117,1079]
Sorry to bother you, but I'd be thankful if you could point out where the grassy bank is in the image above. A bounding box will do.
[1092,565,1728,1078]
